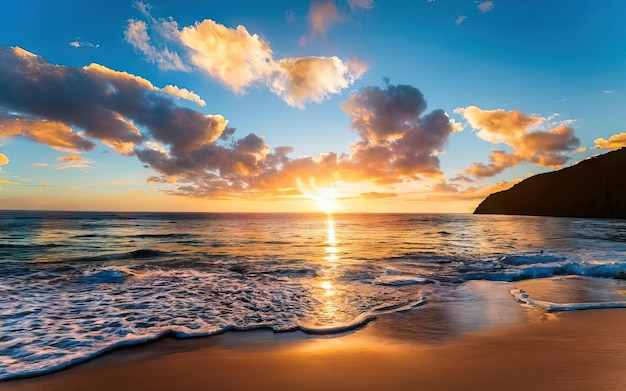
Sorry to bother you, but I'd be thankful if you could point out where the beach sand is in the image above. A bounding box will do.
[4,281,626,391]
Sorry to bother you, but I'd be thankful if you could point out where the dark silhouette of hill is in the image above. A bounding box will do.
[474,148,626,218]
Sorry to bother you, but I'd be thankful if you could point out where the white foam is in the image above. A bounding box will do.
[0,265,432,380]
[375,275,432,286]
[510,288,626,311]
[297,298,426,334]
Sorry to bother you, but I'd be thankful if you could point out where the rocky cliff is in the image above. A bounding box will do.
[474,148,626,218]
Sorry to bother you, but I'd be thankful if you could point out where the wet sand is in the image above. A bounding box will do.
[4,281,626,391]
[4,309,626,391]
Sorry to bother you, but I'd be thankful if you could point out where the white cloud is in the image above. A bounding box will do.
[124,19,189,71]
[179,19,275,93]
[477,1,495,13]
[125,3,367,107]
[455,15,467,25]
[348,0,374,11]
[69,39,100,49]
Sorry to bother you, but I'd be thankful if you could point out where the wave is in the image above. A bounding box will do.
[510,288,626,311]
[463,254,626,282]
[65,249,174,263]
[297,298,426,334]
[0,295,426,381]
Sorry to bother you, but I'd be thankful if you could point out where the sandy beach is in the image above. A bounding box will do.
[4,280,626,391]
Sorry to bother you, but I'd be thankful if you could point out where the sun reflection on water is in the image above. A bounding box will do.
[324,215,338,262]
[312,214,345,324]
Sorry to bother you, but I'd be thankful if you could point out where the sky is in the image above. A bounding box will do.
[0,0,625,213]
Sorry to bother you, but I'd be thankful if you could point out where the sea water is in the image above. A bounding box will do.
[1,211,625,379]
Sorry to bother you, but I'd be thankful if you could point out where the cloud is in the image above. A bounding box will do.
[32,162,49,167]
[57,154,92,169]
[69,39,100,49]
[127,4,366,107]
[419,179,519,202]
[177,19,364,107]
[455,15,467,25]
[272,56,367,108]
[179,19,275,93]
[431,181,459,193]
[307,1,340,36]
[455,106,580,178]
[603,89,613,94]
[477,1,495,13]
[84,63,205,106]
[0,47,215,154]
[160,85,206,106]
[455,106,542,144]
[0,152,8,169]
[359,191,397,199]
[124,19,189,71]
[0,114,96,152]
[285,10,296,23]
[450,174,473,183]
[593,132,626,150]
[347,0,374,11]
[0,178,19,185]
[137,83,457,198]
[340,84,457,183]
[0,47,451,201]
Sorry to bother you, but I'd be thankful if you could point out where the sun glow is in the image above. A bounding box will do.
[314,188,339,214]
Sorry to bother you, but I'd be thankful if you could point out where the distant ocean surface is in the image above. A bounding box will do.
[1,211,626,379]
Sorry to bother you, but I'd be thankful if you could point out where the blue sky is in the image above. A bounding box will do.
[0,0,625,212]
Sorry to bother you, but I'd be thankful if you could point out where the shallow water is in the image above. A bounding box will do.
[1,211,625,379]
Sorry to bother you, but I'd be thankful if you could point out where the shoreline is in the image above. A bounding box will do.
[5,280,626,390]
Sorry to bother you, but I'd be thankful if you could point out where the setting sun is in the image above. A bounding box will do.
[315,189,339,214]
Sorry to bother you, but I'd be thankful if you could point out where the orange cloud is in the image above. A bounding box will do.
[57,155,92,169]
[272,56,367,108]
[593,132,626,150]
[0,178,19,185]
[135,84,457,200]
[0,116,96,152]
[178,18,364,106]
[128,5,365,107]
[359,191,398,199]
[0,152,8,167]
[431,181,459,193]
[420,179,520,202]
[455,106,542,144]
[456,106,580,178]
[307,1,340,36]
[179,19,275,93]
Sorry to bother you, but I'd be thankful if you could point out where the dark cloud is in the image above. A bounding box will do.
[0,48,143,153]
[0,47,458,200]
[341,84,456,183]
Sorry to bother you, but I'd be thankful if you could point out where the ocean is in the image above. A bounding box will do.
[1,211,625,380]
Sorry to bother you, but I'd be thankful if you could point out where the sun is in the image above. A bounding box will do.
[315,188,338,214]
